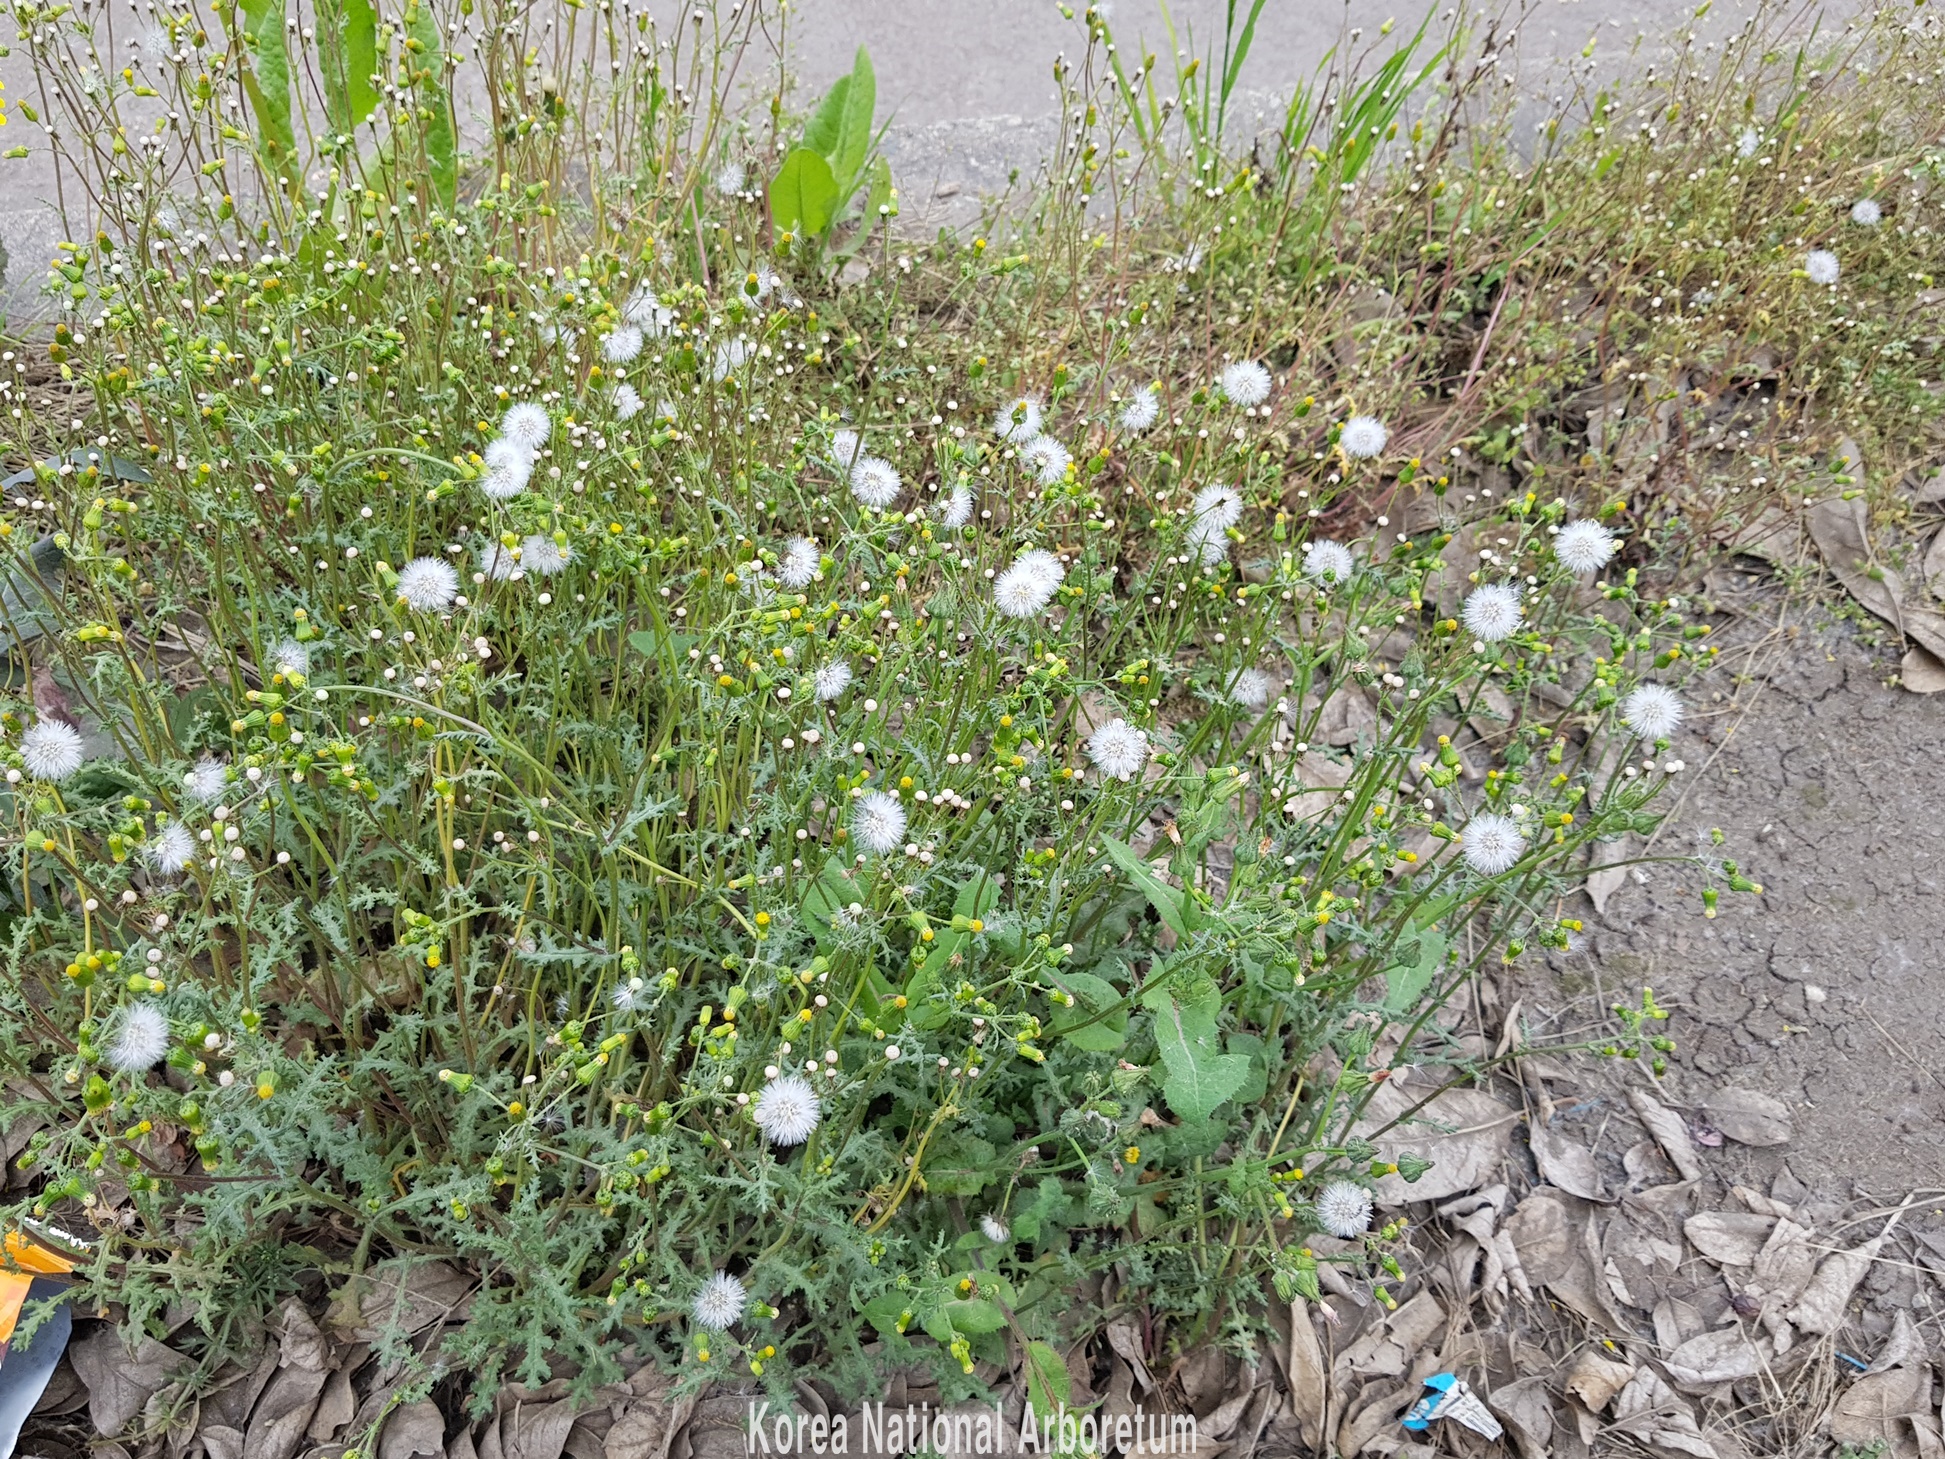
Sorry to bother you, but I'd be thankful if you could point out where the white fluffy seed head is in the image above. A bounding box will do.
[20,721,86,782]
[501,402,551,449]
[1736,126,1760,158]
[1805,249,1840,286]
[814,661,853,701]
[397,557,460,613]
[1621,684,1684,741]
[691,1271,747,1331]
[522,534,570,577]
[753,1074,821,1146]
[852,791,908,854]
[1188,522,1228,571]
[1314,1180,1374,1238]
[1218,359,1272,407]
[1461,812,1526,876]
[849,455,902,510]
[601,325,644,364]
[1303,540,1355,586]
[980,1214,1011,1243]
[480,542,519,581]
[941,484,974,530]
[1461,583,1523,642]
[778,537,820,590]
[612,383,645,421]
[1339,415,1389,460]
[479,437,532,500]
[994,395,1044,443]
[624,286,672,334]
[1087,718,1149,781]
[994,551,1063,618]
[271,638,310,678]
[1119,384,1161,432]
[186,756,228,803]
[106,1002,169,1073]
[829,427,864,473]
[143,822,196,875]
[1021,435,1073,486]
[1554,519,1617,575]
[1850,198,1882,227]
[1191,483,1244,533]
[711,338,753,380]
[1228,668,1274,711]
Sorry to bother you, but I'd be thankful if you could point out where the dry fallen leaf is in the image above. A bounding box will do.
[1809,494,1945,661]
[1664,1327,1770,1387]
[380,1402,449,1459]
[1530,1119,1612,1203]
[1684,1210,1776,1267]
[1700,1088,1793,1147]
[1486,1376,1554,1459]
[1611,1367,1719,1459]
[1830,1366,1934,1448]
[1502,1189,1578,1288]
[1629,1089,1704,1183]
[1354,1074,1518,1204]
[1902,645,1945,693]
[1788,1233,1887,1335]
[1283,1303,1328,1453]
[1564,1350,1636,1413]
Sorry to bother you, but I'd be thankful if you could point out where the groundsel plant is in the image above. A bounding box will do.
[5,0,1908,1415]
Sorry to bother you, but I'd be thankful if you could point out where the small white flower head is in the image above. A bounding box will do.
[829,427,865,473]
[1303,539,1355,586]
[753,1073,821,1146]
[397,556,460,613]
[711,338,753,380]
[1119,383,1161,432]
[941,483,975,530]
[1850,198,1881,227]
[1314,1179,1374,1238]
[852,790,908,854]
[1461,812,1526,876]
[994,394,1044,444]
[20,721,84,783]
[105,1002,170,1073]
[1218,359,1272,407]
[715,159,747,196]
[849,455,903,510]
[692,1272,747,1332]
[1228,668,1274,712]
[1461,583,1523,642]
[480,437,532,500]
[1087,718,1149,781]
[778,537,820,590]
[612,382,645,421]
[1621,684,1684,741]
[980,1214,1011,1243]
[522,534,571,577]
[186,755,228,803]
[1339,415,1389,460]
[1554,519,1616,576]
[480,542,519,581]
[143,822,196,876]
[814,660,853,701]
[1021,434,1072,486]
[611,977,646,1013]
[601,325,644,365]
[271,638,310,679]
[624,286,673,335]
[1805,249,1840,286]
[501,401,551,449]
[993,551,1063,619]
[1191,483,1244,533]
[1736,125,1761,159]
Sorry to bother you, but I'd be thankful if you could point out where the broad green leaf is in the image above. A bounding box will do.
[1143,975,1248,1123]
[923,1132,996,1196]
[832,47,876,191]
[626,627,697,664]
[1023,1340,1070,1426]
[922,1295,1005,1343]
[1048,969,1128,1052]
[801,75,850,162]
[314,0,378,134]
[1101,835,1193,939]
[234,0,298,187]
[859,1290,909,1336]
[769,147,839,237]
[405,2,457,207]
[833,154,894,260]
[1382,930,1446,1013]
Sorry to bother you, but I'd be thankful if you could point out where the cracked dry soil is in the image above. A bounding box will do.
[1514,601,1945,1197]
